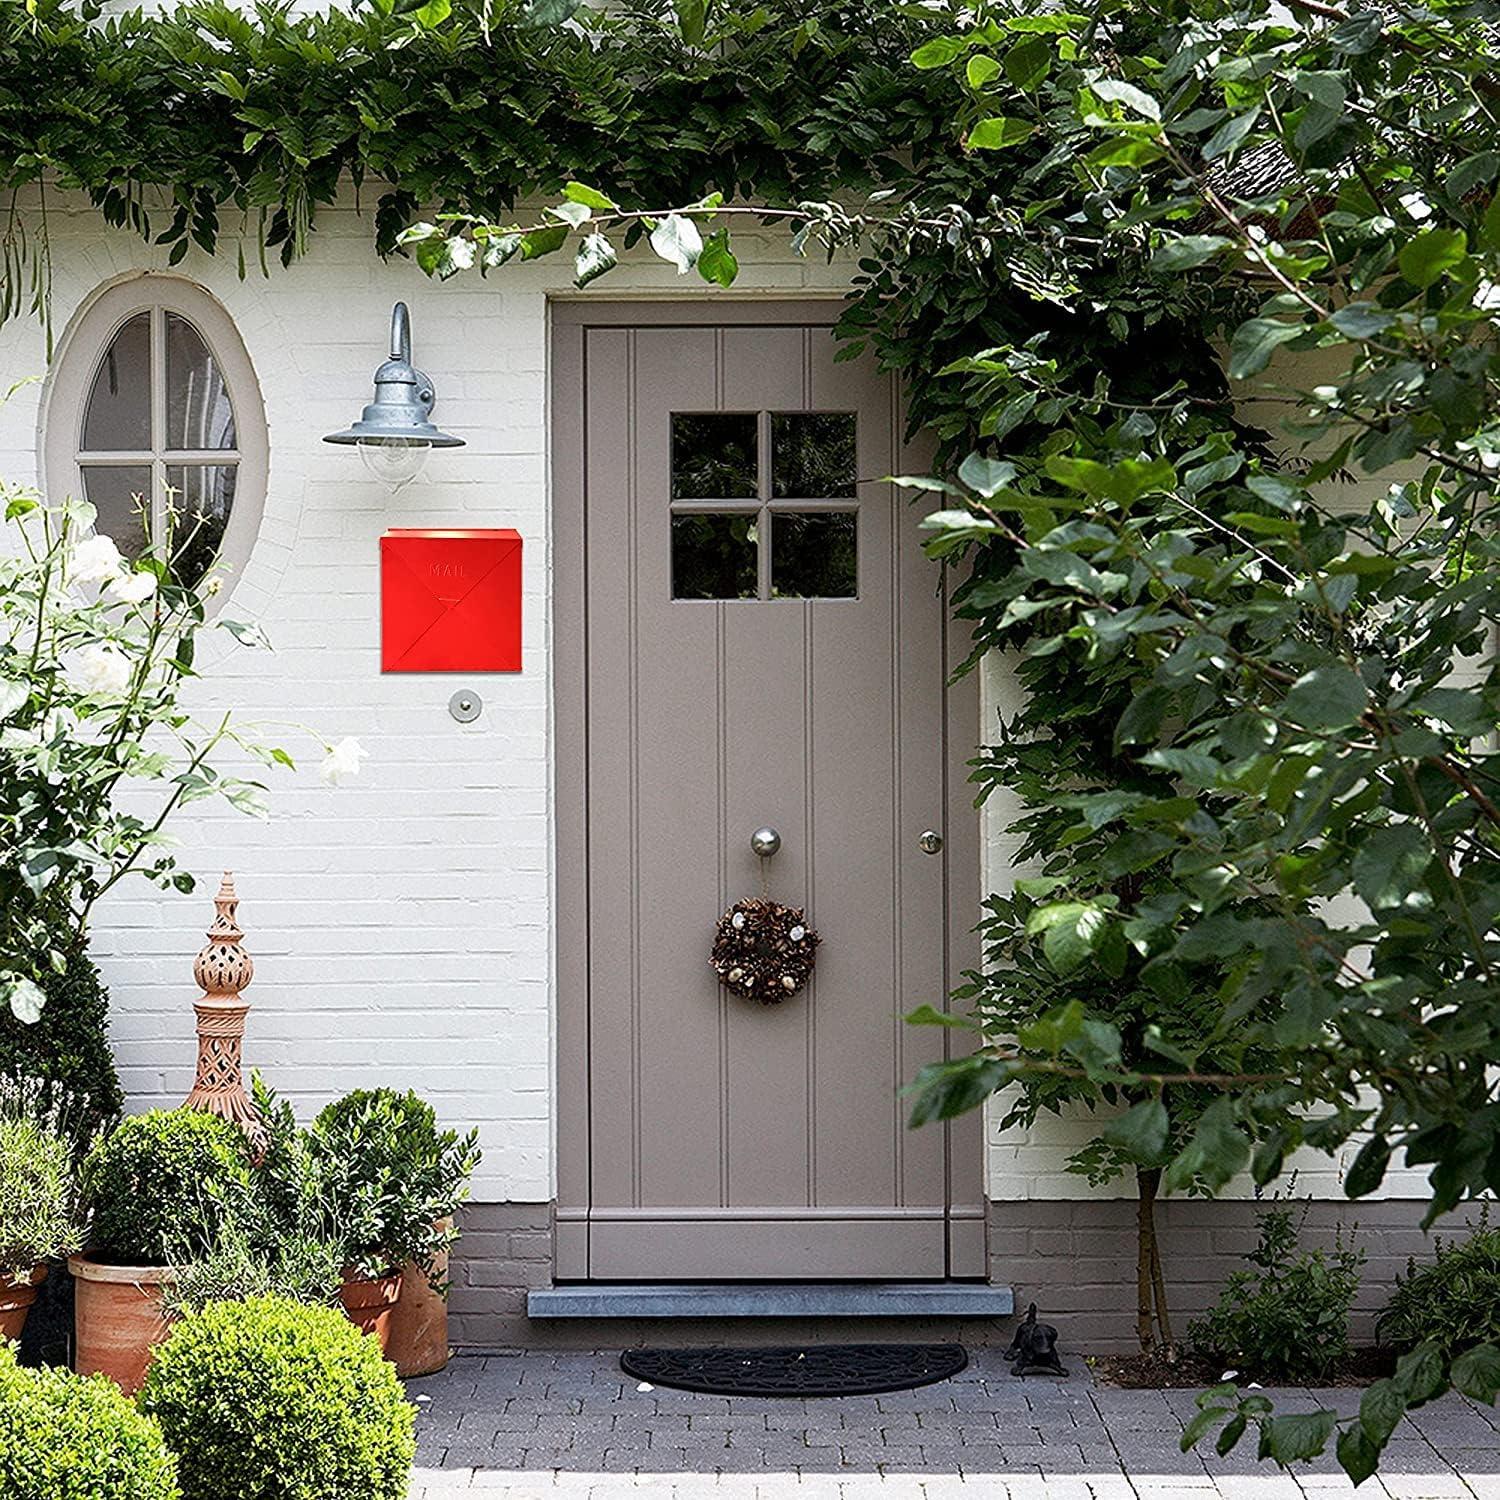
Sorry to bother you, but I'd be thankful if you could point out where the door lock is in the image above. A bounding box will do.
[918,829,943,855]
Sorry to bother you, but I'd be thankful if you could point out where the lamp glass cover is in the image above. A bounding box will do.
[358,437,432,489]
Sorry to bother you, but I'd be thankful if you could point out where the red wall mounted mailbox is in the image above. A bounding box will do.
[380,528,522,673]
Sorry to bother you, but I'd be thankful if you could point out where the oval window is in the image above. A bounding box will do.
[43,278,267,595]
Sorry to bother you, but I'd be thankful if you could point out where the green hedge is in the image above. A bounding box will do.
[0,1342,179,1500]
[141,1295,415,1500]
[0,947,121,1132]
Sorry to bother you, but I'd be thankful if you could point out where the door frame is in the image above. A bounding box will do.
[550,299,985,1282]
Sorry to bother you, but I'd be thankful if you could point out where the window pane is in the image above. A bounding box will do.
[82,313,151,451]
[166,464,237,585]
[671,413,757,499]
[81,466,151,558]
[771,412,856,499]
[771,511,857,598]
[166,313,236,451]
[672,513,758,600]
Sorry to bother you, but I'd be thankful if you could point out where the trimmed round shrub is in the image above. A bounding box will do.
[82,1109,252,1266]
[1379,1217,1500,1355]
[0,1341,179,1500]
[141,1295,415,1500]
[0,947,122,1135]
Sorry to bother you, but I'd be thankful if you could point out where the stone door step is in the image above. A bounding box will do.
[527,1282,1015,1319]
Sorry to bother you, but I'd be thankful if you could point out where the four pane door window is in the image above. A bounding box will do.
[670,411,859,600]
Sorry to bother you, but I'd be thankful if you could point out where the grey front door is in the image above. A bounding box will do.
[553,303,983,1282]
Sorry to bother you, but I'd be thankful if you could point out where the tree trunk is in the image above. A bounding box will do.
[1135,1166,1173,1352]
[1136,1166,1156,1351]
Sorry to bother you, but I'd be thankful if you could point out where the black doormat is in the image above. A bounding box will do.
[620,1343,967,1397]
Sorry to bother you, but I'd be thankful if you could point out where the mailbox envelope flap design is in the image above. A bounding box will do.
[380,529,522,672]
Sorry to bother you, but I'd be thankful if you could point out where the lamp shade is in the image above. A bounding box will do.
[324,301,465,448]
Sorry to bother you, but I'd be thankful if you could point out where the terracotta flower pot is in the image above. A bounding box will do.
[386,1217,452,1377]
[0,1264,47,1343]
[338,1268,403,1353]
[69,1255,173,1395]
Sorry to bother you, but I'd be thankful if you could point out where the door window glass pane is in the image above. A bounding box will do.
[771,412,856,499]
[82,313,151,452]
[771,511,857,598]
[166,464,237,585]
[81,466,151,557]
[166,313,236,451]
[672,513,758,599]
[671,413,758,499]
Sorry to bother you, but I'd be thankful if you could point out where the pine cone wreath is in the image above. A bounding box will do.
[711,897,820,1004]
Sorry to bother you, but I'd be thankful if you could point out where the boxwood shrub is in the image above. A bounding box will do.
[140,1294,415,1500]
[0,1342,179,1500]
[82,1109,252,1266]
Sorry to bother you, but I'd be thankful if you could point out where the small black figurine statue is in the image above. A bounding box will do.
[1006,1303,1067,1377]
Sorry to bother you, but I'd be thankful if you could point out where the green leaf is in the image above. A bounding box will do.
[1115,684,1171,747]
[1452,1344,1500,1403]
[958,452,1017,497]
[1216,1414,1247,1456]
[1291,70,1347,110]
[518,223,568,260]
[1359,1380,1408,1445]
[697,229,739,288]
[1397,227,1468,289]
[1344,1133,1391,1199]
[1027,904,1107,975]
[1336,1424,1380,1486]
[906,1056,1007,1126]
[966,54,1000,89]
[1281,665,1369,730]
[1228,316,1306,379]
[0,975,45,1025]
[649,213,703,273]
[0,679,27,719]
[1092,78,1160,121]
[674,0,706,46]
[1259,1410,1336,1466]
[1352,824,1432,911]
[1004,37,1051,89]
[968,117,1035,151]
[519,0,580,26]
[904,1003,979,1031]
[1152,235,1232,271]
[1202,109,1260,162]
[573,232,617,288]
[911,35,967,69]
[1103,1098,1169,1165]
[550,200,593,228]
[1165,1097,1250,1193]
[1016,999,1086,1052]
[564,182,618,212]
[412,0,451,26]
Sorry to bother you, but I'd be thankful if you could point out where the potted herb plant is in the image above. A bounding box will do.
[306,1088,479,1360]
[0,1077,84,1341]
[72,1108,252,1391]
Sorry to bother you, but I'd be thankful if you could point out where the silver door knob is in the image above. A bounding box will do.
[750,827,782,858]
[918,829,943,854]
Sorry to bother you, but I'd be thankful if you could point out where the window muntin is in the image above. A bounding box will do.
[669,410,858,601]
[45,279,266,600]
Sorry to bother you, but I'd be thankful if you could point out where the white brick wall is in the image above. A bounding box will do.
[0,190,1442,1209]
[0,189,853,1204]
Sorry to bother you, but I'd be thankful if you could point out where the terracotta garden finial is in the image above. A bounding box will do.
[184,872,264,1152]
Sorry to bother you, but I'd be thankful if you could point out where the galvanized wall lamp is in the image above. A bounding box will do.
[324,301,464,488]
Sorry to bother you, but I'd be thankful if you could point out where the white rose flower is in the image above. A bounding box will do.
[105,568,158,605]
[319,736,368,786]
[68,534,125,586]
[68,642,134,696]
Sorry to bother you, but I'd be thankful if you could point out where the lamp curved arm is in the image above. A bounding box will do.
[390,301,412,363]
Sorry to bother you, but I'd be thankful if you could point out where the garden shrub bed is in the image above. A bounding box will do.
[1091,1346,1398,1391]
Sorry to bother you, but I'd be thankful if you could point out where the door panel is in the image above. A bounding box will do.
[554,304,981,1282]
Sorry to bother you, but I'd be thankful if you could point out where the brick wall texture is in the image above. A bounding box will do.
[446,1199,1473,1354]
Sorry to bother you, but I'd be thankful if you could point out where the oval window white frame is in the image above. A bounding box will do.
[41,275,268,610]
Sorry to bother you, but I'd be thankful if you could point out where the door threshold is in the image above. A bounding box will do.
[527,1282,1014,1320]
